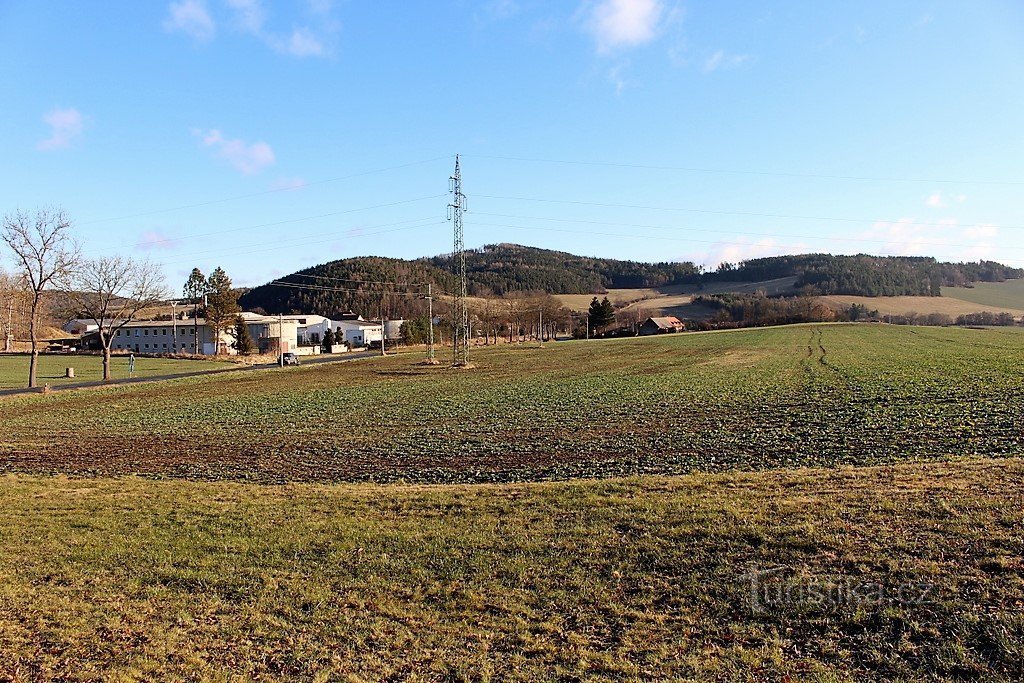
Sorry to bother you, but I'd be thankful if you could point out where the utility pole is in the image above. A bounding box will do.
[171,301,178,354]
[193,296,201,355]
[380,298,387,357]
[279,312,284,367]
[448,155,469,367]
[4,299,13,353]
[425,283,435,362]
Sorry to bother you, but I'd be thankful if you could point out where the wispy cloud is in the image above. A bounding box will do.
[584,0,666,52]
[475,0,519,24]
[163,0,215,42]
[136,230,180,251]
[699,237,806,271]
[37,107,84,151]
[270,27,326,57]
[925,191,967,208]
[226,0,265,33]
[193,128,276,175]
[703,49,752,73]
[861,217,997,261]
[165,0,335,57]
[607,61,630,94]
[225,0,333,57]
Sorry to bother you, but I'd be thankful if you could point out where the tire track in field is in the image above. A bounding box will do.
[794,327,873,461]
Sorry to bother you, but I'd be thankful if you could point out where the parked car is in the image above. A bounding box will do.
[280,352,299,366]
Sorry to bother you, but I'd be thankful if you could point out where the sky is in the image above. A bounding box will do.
[2,0,1023,288]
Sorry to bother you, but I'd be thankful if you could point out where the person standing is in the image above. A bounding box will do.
[128,353,135,377]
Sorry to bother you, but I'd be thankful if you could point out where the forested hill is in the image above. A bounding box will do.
[713,254,1023,297]
[238,244,1024,316]
[238,244,701,316]
[426,243,702,294]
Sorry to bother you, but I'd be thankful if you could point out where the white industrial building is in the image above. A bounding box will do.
[107,313,298,356]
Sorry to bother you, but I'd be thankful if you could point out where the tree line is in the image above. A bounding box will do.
[1,207,254,387]
[241,247,1024,320]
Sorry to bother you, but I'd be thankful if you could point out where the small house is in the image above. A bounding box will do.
[639,316,685,335]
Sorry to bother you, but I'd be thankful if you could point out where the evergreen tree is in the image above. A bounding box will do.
[231,316,256,355]
[206,267,240,354]
[182,267,209,354]
[322,327,335,352]
[589,296,616,331]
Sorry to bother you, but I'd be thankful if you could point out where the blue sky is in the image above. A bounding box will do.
[2,1,1023,288]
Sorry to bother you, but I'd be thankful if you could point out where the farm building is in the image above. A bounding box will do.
[333,319,384,348]
[106,313,298,355]
[639,316,685,335]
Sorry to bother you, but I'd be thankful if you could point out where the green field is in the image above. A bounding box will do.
[2,324,1024,680]
[2,324,1023,482]
[0,459,1020,681]
[943,278,1024,310]
[0,353,235,390]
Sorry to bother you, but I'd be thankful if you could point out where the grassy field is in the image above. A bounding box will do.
[553,277,799,313]
[0,353,235,390]
[0,458,1020,681]
[943,279,1024,310]
[2,323,1023,482]
[820,294,1024,318]
[2,324,1023,680]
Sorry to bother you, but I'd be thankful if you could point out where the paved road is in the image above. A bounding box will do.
[0,350,380,398]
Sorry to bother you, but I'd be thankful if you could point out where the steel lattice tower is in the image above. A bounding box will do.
[448,155,469,366]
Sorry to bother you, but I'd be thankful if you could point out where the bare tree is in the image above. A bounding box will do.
[61,256,168,380]
[1,209,78,387]
[0,268,30,353]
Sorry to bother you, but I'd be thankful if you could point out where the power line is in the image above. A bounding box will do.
[269,281,431,297]
[135,194,448,250]
[470,211,1024,253]
[291,273,431,289]
[466,154,1024,186]
[159,218,445,267]
[449,155,469,367]
[470,220,1024,266]
[474,193,1024,232]
[80,155,453,226]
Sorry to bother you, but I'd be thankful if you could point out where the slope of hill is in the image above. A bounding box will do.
[943,279,1024,310]
[239,244,1024,317]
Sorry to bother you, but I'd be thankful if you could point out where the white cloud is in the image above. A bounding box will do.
[478,0,519,23]
[225,0,266,34]
[37,107,84,151]
[861,217,998,261]
[164,0,215,42]
[223,0,333,57]
[964,223,998,240]
[698,237,806,271]
[703,49,752,72]
[273,27,326,57]
[193,128,275,175]
[166,0,335,57]
[607,61,630,94]
[925,191,967,208]
[585,0,665,52]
